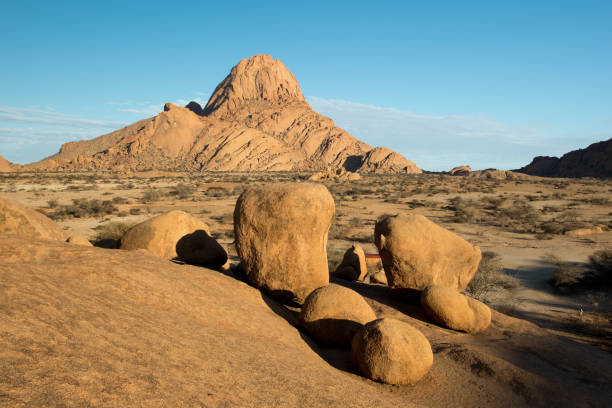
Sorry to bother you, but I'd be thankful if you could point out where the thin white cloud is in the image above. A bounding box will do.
[0,106,126,128]
[307,96,574,171]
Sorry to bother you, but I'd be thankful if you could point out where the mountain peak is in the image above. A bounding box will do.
[203,54,305,118]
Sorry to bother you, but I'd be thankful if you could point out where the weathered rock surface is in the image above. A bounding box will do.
[176,229,228,269]
[334,244,368,281]
[352,318,433,385]
[2,235,611,407]
[565,226,605,236]
[309,167,362,181]
[120,210,210,259]
[420,285,491,333]
[66,234,92,246]
[299,284,376,347]
[450,165,471,176]
[0,155,19,172]
[517,137,612,178]
[25,55,421,174]
[358,147,421,174]
[234,183,334,303]
[0,235,415,407]
[374,214,481,292]
[0,197,67,241]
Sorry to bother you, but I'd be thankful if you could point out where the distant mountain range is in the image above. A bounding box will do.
[516,138,612,178]
[22,55,421,174]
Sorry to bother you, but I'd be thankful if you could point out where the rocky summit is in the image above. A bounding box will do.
[25,55,421,174]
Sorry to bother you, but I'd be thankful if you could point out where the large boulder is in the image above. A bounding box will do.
[176,230,228,269]
[234,183,334,304]
[120,210,210,259]
[374,214,481,292]
[420,285,491,333]
[0,197,67,241]
[351,318,433,385]
[334,244,367,281]
[299,284,376,347]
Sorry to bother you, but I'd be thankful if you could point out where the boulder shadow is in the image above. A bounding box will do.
[259,293,360,375]
[331,277,431,324]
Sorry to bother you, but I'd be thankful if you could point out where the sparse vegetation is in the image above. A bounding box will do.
[92,221,135,243]
[465,251,521,304]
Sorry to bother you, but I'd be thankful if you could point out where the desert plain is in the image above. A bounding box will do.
[1,169,611,407]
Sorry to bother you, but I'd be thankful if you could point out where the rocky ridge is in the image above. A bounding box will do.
[26,55,421,174]
[517,137,612,178]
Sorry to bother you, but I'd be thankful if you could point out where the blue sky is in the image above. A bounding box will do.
[1,1,610,170]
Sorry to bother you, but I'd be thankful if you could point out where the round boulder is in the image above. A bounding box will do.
[351,318,433,385]
[120,210,210,259]
[334,244,367,281]
[234,183,334,304]
[420,285,491,333]
[66,235,92,246]
[176,230,228,269]
[299,284,376,347]
[0,197,67,241]
[374,214,481,292]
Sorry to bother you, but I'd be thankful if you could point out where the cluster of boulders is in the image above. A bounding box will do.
[0,181,491,386]
[119,210,227,268]
[230,183,491,385]
[308,167,361,182]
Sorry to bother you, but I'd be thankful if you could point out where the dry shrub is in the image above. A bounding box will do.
[92,221,136,243]
[141,189,162,203]
[169,183,194,199]
[49,199,118,220]
[466,251,521,303]
[589,250,612,285]
[544,253,591,293]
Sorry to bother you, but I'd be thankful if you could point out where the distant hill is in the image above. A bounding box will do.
[516,138,612,178]
[26,55,421,174]
[0,155,20,172]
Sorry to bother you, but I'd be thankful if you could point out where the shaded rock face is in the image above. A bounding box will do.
[120,210,210,259]
[374,214,481,292]
[234,183,334,304]
[0,197,67,241]
[334,244,368,281]
[420,285,491,333]
[299,284,376,347]
[176,229,227,269]
[351,318,433,385]
[517,137,612,178]
[185,101,205,116]
[26,55,421,175]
